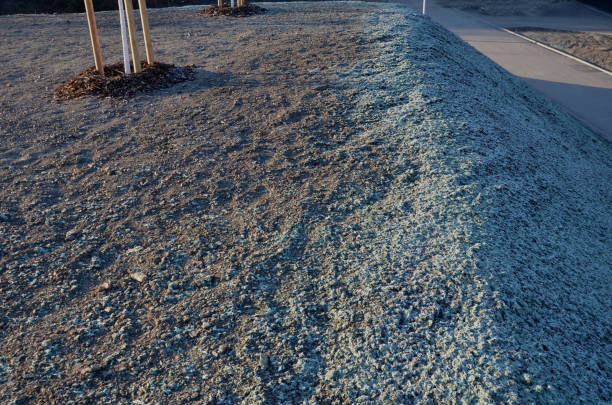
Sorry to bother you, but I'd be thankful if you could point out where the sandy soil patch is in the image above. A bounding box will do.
[511,27,612,71]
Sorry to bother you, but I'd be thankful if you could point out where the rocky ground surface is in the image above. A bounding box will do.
[1,2,611,404]
[511,27,612,71]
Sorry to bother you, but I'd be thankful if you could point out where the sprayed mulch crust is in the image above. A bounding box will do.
[198,3,266,17]
[54,61,195,100]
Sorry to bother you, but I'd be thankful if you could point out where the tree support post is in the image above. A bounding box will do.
[123,0,142,73]
[84,0,104,74]
[137,0,154,65]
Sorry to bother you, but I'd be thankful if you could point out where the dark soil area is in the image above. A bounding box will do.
[54,62,196,100]
[0,0,207,15]
[199,3,266,17]
[578,0,612,13]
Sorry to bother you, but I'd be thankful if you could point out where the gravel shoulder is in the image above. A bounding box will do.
[1,2,611,404]
[510,28,612,71]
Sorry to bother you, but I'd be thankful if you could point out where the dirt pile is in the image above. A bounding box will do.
[54,62,195,100]
[199,3,266,17]
[0,3,611,404]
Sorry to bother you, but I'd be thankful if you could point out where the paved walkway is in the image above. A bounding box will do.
[399,0,612,141]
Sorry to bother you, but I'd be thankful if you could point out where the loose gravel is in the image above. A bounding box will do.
[0,2,610,404]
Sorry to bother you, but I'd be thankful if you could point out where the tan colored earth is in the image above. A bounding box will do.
[512,28,612,71]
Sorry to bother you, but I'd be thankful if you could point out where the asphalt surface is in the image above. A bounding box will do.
[400,0,612,141]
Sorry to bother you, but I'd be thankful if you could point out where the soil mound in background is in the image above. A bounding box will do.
[54,62,195,100]
[0,0,206,15]
[199,3,266,17]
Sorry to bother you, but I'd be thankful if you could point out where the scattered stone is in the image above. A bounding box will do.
[90,256,103,268]
[216,344,231,356]
[168,281,180,293]
[65,228,80,241]
[126,246,143,254]
[130,272,146,283]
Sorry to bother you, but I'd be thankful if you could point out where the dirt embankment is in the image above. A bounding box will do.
[0,2,611,404]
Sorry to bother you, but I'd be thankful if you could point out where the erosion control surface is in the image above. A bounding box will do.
[0,2,611,404]
[54,62,196,99]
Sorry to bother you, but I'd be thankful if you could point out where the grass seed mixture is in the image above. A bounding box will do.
[0,2,611,404]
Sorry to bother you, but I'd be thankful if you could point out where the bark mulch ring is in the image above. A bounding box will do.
[198,3,266,17]
[54,61,196,100]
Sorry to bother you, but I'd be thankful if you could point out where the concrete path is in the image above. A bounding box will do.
[398,0,612,141]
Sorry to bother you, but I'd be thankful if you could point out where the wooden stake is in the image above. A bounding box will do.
[137,0,154,65]
[84,0,103,74]
[123,0,142,73]
[218,0,223,7]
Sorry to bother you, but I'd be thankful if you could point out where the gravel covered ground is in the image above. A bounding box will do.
[1,2,611,404]
[511,27,612,71]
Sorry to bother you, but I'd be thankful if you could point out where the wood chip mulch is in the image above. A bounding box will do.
[198,3,266,17]
[54,61,196,100]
